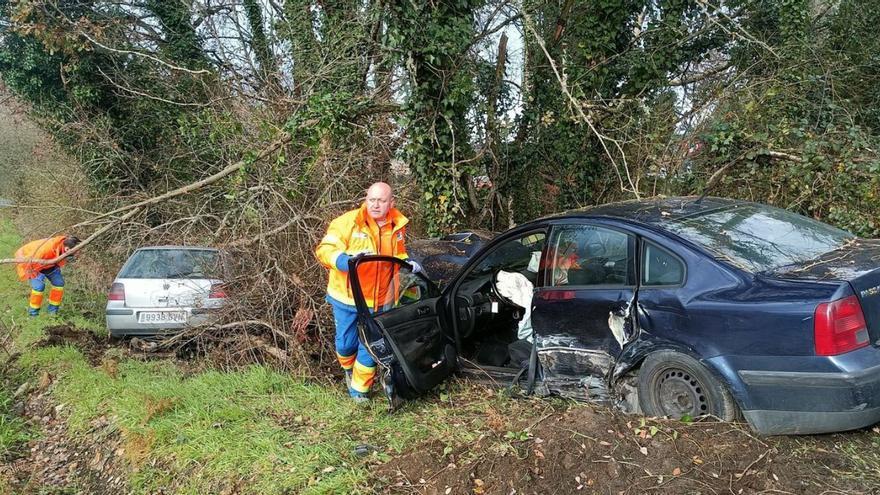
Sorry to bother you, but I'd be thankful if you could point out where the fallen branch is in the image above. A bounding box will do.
[74,26,212,76]
[759,150,804,163]
[225,214,322,248]
[214,319,284,335]
[693,148,785,198]
[239,335,289,362]
[72,101,397,230]
[154,318,285,350]
[731,448,772,486]
[669,62,733,86]
[0,208,141,265]
[75,131,297,227]
[696,160,737,198]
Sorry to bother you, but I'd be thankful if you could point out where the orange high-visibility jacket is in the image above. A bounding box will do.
[15,236,69,281]
[315,204,409,307]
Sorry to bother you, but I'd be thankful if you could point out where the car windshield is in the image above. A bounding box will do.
[664,204,855,272]
[119,249,220,279]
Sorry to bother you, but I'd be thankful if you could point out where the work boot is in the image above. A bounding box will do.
[343,370,353,391]
[27,308,39,317]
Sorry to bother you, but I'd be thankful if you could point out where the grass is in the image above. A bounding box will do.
[0,217,35,463]
[0,386,29,459]
[14,344,518,494]
[0,214,527,494]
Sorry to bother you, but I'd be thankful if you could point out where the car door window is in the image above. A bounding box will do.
[352,260,437,315]
[463,231,546,286]
[548,225,632,287]
[642,243,685,286]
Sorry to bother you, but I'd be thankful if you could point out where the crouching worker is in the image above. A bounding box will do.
[315,182,421,403]
[14,235,81,316]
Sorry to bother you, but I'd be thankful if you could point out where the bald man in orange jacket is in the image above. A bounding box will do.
[315,182,421,402]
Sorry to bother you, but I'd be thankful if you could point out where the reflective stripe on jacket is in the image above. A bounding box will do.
[15,236,68,281]
[315,204,409,307]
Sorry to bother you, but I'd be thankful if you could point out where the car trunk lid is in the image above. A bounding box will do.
[116,278,215,307]
[771,239,880,347]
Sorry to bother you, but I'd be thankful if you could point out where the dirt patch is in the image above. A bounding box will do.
[35,325,111,365]
[0,389,129,495]
[30,325,210,378]
[376,403,875,494]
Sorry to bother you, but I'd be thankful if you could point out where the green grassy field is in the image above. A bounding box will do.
[0,215,527,494]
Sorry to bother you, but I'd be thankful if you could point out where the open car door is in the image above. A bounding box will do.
[349,255,457,409]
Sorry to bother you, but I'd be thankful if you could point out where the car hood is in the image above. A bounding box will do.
[408,231,493,285]
[767,238,880,281]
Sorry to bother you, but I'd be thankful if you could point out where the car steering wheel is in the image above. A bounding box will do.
[490,270,514,307]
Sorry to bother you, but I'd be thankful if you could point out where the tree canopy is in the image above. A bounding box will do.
[1,0,878,235]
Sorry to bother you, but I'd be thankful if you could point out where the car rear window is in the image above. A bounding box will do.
[664,204,854,272]
[119,249,220,279]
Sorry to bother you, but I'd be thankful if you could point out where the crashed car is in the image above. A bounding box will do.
[351,197,880,435]
[106,246,225,337]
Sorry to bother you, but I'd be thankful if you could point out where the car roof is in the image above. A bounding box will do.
[539,196,748,227]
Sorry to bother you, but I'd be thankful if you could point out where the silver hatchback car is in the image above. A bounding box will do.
[105,246,225,337]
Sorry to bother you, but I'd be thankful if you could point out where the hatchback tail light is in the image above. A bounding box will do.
[814,295,870,356]
[208,284,227,299]
[108,283,125,301]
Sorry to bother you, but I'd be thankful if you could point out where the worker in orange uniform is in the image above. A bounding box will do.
[14,235,81,316]
[315,182,421,403]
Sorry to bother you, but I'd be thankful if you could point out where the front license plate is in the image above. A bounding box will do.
[138,311,187,324]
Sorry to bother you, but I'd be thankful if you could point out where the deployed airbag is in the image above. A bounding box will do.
[495,270,535,342]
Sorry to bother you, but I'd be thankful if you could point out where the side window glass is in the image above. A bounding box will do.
[464,232,546,286]
[353,261,435,315]
[547,225,631,287]
[642,243,685,286]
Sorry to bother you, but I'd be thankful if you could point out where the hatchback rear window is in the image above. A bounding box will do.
[664,204,854,272]
[119,249,220,279]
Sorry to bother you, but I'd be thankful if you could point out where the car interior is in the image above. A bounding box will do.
[451,227,631,370]
[451,232,545,370]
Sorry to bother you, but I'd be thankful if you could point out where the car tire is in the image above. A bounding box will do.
[638,350,738,421]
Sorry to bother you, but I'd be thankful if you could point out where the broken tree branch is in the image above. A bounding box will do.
[0,207,141,264]
[759,150,804,162]
[225,214,322,248]
[74,130,298,227]
[74,102,397,229]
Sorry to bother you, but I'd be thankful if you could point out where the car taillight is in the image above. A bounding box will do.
[814,295,870,356]
[208,284,227,299]
[108,283,125,301]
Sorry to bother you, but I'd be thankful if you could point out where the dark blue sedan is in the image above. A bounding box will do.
[349,197,880,435]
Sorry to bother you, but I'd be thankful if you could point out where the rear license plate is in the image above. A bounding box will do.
[138,311,187,324]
